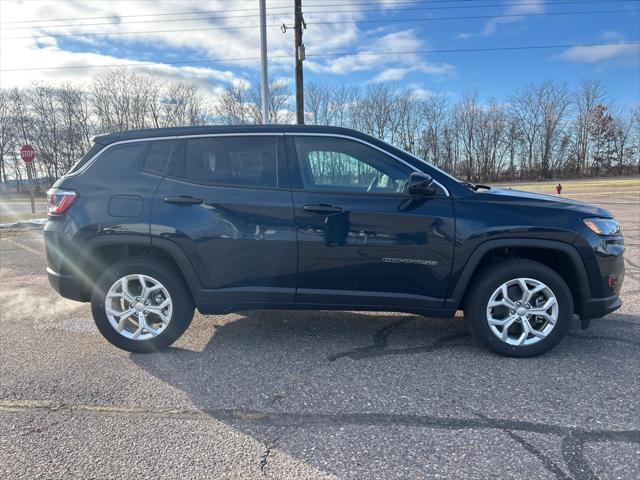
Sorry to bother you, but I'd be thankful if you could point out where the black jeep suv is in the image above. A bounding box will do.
[44,125,624,356]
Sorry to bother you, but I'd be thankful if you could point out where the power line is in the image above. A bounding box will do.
[2,42,637,72]
[309,8,640,26]
[5,24,272,40]
[0,0,472,24]
[309,42,640,58]
[4,8,636,41]
[2,0,635,29]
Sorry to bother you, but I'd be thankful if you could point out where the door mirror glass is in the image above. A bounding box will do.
[408,172,437,196]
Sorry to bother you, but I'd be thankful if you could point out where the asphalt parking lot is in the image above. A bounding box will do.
[0,195,638,479]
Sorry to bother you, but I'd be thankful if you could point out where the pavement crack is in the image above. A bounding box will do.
[561,433,599,480]
[259,436,281,476]
[503,429,572,480]
[327,318,471,361]
[568,332,640,348]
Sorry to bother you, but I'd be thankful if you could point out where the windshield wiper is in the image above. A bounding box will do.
[460,180,491,191]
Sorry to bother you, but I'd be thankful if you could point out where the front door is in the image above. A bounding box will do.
[286,135,455,310]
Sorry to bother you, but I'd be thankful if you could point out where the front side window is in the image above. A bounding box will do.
[293,136,412,194]
[177,136,278,188]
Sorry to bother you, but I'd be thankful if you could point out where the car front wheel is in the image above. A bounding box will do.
[464,259,573,357]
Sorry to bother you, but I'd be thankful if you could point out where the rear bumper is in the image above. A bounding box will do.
[47,267,87,302]
[581,294,622,320]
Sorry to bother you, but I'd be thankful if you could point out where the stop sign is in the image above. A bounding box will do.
[20,144,35,163]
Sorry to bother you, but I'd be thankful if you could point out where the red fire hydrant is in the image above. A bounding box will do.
[555,183,563,195]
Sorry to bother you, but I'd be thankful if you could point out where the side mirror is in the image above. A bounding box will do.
[408,172,437,196]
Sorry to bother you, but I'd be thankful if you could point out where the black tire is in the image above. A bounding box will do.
[91,257,194,353]
[463,259,573,357]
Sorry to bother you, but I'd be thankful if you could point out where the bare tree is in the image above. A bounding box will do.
[574,79,606,175]
[304,82,332,125]
[0,91,13,186]
[536,81,571,178]
[0,75,636,189]
[248,79,293,124]
[214,86,252,125]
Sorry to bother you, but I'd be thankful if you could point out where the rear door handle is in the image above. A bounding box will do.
[164,195,203,206]
[302,204,343,215]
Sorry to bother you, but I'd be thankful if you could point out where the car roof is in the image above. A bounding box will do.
[92,124,370,145]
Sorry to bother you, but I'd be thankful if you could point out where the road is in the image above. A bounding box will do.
[0,198,47,221]
[0,195,638,479]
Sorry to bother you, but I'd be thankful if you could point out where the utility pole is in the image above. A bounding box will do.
[294,0,305,124]
[259,0,269,124]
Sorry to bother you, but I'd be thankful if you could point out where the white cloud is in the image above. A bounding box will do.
[0,1,455,91]
[456,32,474,40]
[556,30,640,64]
[558,43,640,63]
[306,29,455,81]
[482,1,544,36]
[0,0,277,90]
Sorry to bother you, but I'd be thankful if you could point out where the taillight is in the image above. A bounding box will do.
[47,188,77,215]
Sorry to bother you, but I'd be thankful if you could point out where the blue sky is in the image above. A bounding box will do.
[1,0,639,104]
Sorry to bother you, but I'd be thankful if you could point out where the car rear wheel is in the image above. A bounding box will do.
[464,259,573,357]
[91,257,194,353]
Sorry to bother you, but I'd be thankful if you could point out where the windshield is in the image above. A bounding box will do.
[398,147,484,191]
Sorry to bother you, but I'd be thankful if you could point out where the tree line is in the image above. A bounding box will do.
[0,68,638,192]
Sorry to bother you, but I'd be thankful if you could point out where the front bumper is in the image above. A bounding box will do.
[581,294,622,320]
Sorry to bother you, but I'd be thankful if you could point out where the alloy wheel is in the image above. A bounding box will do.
[105,274,173,341]
[486,277,558,346]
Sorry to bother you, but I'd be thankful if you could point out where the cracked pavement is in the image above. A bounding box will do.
[1,196,639,479]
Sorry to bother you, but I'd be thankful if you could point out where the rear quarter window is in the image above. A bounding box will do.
[85,142,148,181]
[66,143,105,175]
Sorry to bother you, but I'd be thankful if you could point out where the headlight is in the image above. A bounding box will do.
[583,217,621,236]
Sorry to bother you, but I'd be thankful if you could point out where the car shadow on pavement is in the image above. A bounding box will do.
[131,310,640,479]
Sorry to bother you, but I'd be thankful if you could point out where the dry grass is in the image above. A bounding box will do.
[495,177,640,191]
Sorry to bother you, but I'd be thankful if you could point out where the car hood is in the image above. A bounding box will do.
[478,187,613,217]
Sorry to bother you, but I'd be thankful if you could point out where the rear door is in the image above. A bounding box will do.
[286,134,455,310]
[151,134,297,305]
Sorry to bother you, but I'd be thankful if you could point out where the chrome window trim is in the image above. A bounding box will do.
[65,135,178,177]
[68,131,450,198]
[284,132,450,197]
[66,132,283,178]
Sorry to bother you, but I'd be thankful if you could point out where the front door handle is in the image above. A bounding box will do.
[164,195,203,206]
[303,204,343,215]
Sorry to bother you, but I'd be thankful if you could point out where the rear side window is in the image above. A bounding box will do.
[141,140,173,175]
[176,136,278,188]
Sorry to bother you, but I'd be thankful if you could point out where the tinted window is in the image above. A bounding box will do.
[178,136,278,188]
[293,136,411,194]
[95,142,147,168]
[142,140,173,175]
[67,142,105,174]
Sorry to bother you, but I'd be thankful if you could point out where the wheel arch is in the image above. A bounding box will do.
[74,235,201,301]
[448,239,591,316]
